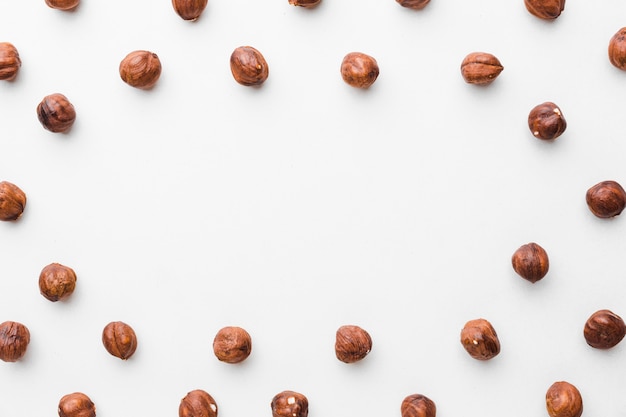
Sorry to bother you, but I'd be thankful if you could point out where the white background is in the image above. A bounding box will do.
[1,0,626,416]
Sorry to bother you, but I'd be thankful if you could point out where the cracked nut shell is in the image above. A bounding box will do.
[213,326,252,363]
[524,0,565,19]
[460,52,503,85]
[546,381,583,417]
[119,50,162,89]
[586,180,626,218]
[0,42,21,81]
[341,52,379,89]
[460,318,500,360]
[39,263,77,302]
[511,242,549,283]
[179,389,218,417]
[609,28,626,70]
[102,321,137,360]
[528,102,566,140]
[45,0,80,10]
[288,0,321,7]
[335,325,372,363]
[401,394,436,417]
[584,309,626,349]
[0,321,30,362]
[0,181,26,221]
[37,93,76,133]
[230,46,269,86]
[172,0,208,20]
[271,391,308,417]
[396,0,431,9]
[58,392,96,417]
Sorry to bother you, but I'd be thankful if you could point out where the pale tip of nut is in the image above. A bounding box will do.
[553,108,561,116]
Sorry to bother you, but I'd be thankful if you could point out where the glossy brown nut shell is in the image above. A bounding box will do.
[213,326,252,363]
[460,52,503,85]
[401,394,436,417]
[179,389,218,417]
[460,318,500,360]
[341,52,379,89]
[524,0,565,19]
[45,0,80,10]
[119,50,162,89]
[0,181,26,221]
[0,321,30,362]
[511,242,549,283]
[39,263,77,302]
[396,0,430,9]
[528,102,566,140]
[102,321,137,360]
[609,28,626,70]
[0,42,21,81]
[271,391,308,417]
[58,392,96,417]
[586,180,626,218]
[37,93,76,133]
[288,0,321,7]
[230,46,269,86]
[172,0,208,20]
[335,325,372,363]
[584,309,626,349]
[546,381,583,417]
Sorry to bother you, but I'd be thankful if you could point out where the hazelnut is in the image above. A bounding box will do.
[230,46,269,86]
[212,326,252,363]
[0,321,30,362]
[102,321,137,360]
[340,52,379,89]
[460,52,504,85]
[545,381,583,417]
[524,0,565,20]
[172,0,208,21]
[609,28,626,70]
[45,0,80,10]
[583,309,626,349]
[0,181,26,221]
[39,263,77,302]
[119,50,162,89]
[288,0,321,7]
[271,391,308,417]
[37,93,76,133]
[396,0,431,9]
[0,42,21,81]
[585,180,626,219]
[58,392,96,417]
[179,389,218,417]
[460,318,500,360]
[400,394,436,417]
[528,102,566,140]
[511,242,549,283]
[335,325,372,363]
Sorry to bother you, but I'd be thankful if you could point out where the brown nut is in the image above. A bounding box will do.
[546,381,583,417]
[172,0,208,20]
[0,42,21,81]
[213,326,252,363]
[460,318,500,360]
[586,180,626,219]
[102,321,137,360]
[0,181,26,221]
[524,0,565,19]
[583,309,626,349]
[39,263,77,302]
[528,102,566,140]
[609,28,626,70]
[37,93,76,133]
[341,52,379,89]
[401,394,437,417]
[58,392,96,417]
[45,0,80,10]
[230,46,269,86]
[335,325,372,363]
[271,391,308,417]
[0,321,30,362]
[288,0,321,7]
[119,50,162,89]
[396,0,431,9]
[179,389,218,417]
[460,52,503,85]
[511,242,549,283]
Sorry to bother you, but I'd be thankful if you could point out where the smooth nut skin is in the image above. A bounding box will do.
[524,0,565,19]
[102,321,137,360]
[460,318,500,360]
[609,28,626,70]
[396,0,431,10]
[546,381,583,417]
[37,93,76,133]
[172,0,208,20]
[584,309,626,349]
[511,242,549,283]
[401,394,436,417]
[335,325,372,363]
[586,180,626,218]
[45,0,80,10]
[528,102,566,140]
[0,42,21,81]
[271,391,308,417]
[179,390,218,417]
[230,46,269,86]
[341,52,379,89]
[213,326,252,363]
[0,321,30,362]
[119,50,162,89]
[288,0,321,7]
[39,263,77,302]
[58,392,96,417]
[0,181,26,221]
[460,52,503,85]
